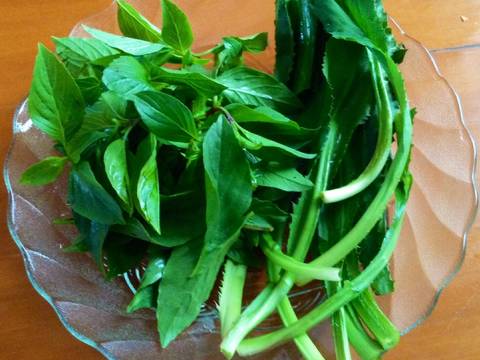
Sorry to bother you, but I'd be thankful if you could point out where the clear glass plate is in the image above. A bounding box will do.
[3,1,478,359]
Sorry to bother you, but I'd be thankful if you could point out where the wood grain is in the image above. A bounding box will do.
[0,1,478,359]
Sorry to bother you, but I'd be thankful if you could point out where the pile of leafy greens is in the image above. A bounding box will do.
[21,0,413,359]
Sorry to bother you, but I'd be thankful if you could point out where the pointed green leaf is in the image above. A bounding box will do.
[83,25,167,56]
[236,32,268,52]
[151,67,226,97]
[68,161,125,225]
[218,67,301,112]
[133,90,198,145]
[127,285,157,312]
[235,124,316,159]
[102,56,154,96]
[254,166,313,192]
[156,116,252,347]
[28,44,85,145]
[225,104,300,131]
[137,139,160,234]
[20,156,68,186]
[116,0,162,42]
[53,37,120,68]
[161,0,194,53]
[67,91,128,162]
[104,139,133,213]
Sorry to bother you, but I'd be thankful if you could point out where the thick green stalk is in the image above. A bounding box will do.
[345,306,383,360]
[218,260,247,337]
[277,298,326,360]
[262,235,341,282]
[223,50,412,359]
[351,290,399,350]
[268,259,326,360]
[236,208,407,356]
[344,252,399,351]
[321,56,392,204]
[220,125,337,359]
[325,282,352,360]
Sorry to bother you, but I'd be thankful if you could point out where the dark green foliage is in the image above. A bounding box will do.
[23,0,413,358]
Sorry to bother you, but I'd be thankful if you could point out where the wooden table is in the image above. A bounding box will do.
[0,1,479,359]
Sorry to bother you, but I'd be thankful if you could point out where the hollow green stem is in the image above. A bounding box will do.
[236,206,408,356]
[345,306,383,360]
[351,290,399,350]
[262,235,341,282]
[218,260,247,337]
[321,56,393,204]
[268,259,326,360]
[325,282,352,360]
[344,252,400,351]
[220,126,336,359]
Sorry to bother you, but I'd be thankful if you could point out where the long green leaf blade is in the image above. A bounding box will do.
[28,44,85,145]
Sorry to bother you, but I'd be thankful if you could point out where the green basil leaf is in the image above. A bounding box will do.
[71,213,110,271]
[133,90,198,145]
[76,75,103,104]
[202,117,253,247]
[112,217,159,243]
[139,255,166,290]
[225,104,300,131]
[156,242,202,346]
[218,67,301,112]
[216,37,243,73]
[28,44,85,145]
[68,161,125,225]
[113,211,202,248]
[236,32,268,52]
[20,156,68,186]
[254,165,313,192]
[214,33,268,74]
[53,37,120,70]
[67,91,128,162]
[244,214,273,232]
[83,25,167,56]
[156,116,252,347]
[127,250,166,312]
[102,56,154,96]
[116,0,162,42]
[235,124,316,159]
[127,284,157,312]
[104,139,133,213]
[151,67,226,97]
[161,0,194,54]
[137,139,160,234]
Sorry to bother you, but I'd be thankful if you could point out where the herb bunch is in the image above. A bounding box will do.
[21,0,414,359]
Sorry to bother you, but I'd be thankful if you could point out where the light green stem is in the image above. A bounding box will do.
[268,258,326,360]
[345,306,383,360]
[326,282,352,360]
[218,260,247,337]
[321,56,393,204]
[236,209,407,356]
[262,235,341,282]
[220,125,337,359]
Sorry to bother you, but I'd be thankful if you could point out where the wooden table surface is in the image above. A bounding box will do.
[1,1,479,359]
